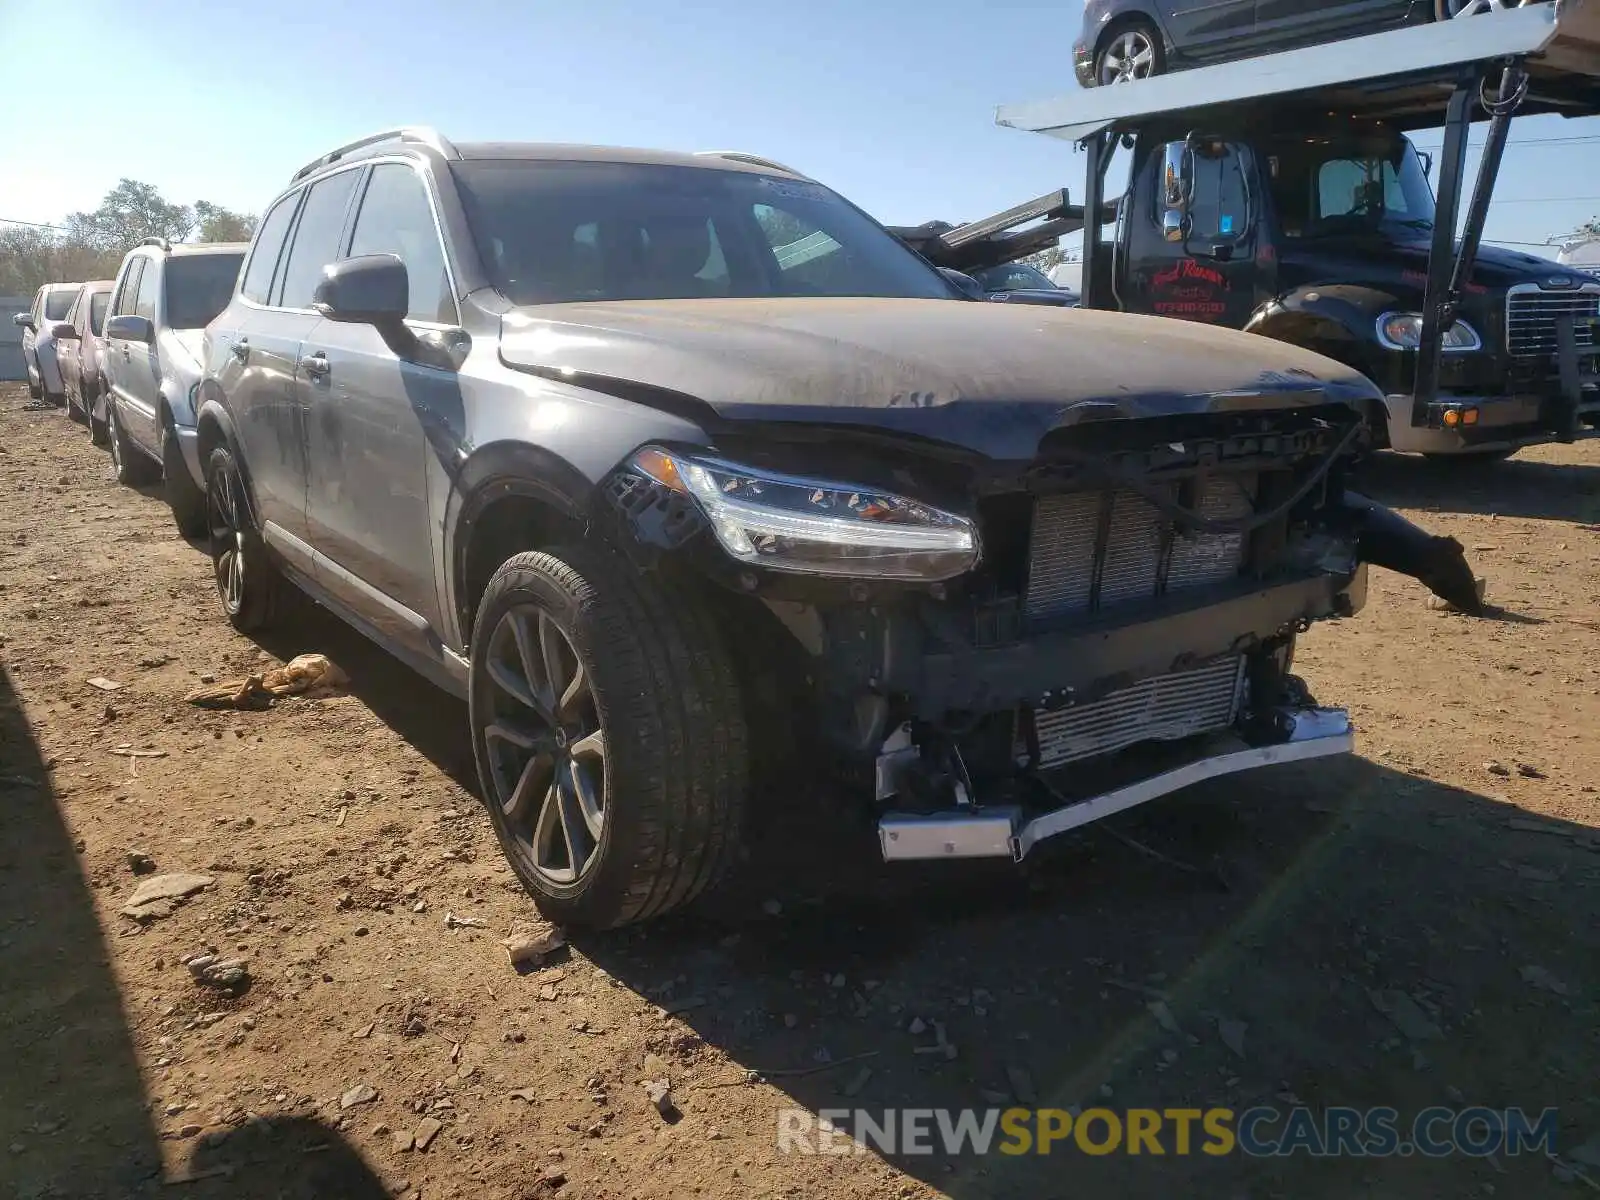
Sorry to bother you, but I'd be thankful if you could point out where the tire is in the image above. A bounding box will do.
[26,357,41,401]
[1095,18,1165,86]
[204,445,289,632]
[89,378,110,447]
[66,384,86,424]
[163,425,208,538]
[108,405,160,487]
[469,546,749,930]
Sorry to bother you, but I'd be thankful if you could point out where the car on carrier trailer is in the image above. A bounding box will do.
[197,128,1480,929]
[985,0,1600,460]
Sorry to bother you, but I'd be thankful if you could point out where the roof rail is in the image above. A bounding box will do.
[694,150,808,178]
[291,127,460,183]
[140,236,171,251]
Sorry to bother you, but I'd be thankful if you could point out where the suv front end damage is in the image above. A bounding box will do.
[606,396,1471,865]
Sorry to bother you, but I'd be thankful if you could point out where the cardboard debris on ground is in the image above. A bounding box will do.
[502,927,566,971]
[120,873,214,922]
[87,676,123,692]
[184,654,349,710]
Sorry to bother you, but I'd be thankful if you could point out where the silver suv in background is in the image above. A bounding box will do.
[13,283,80,403]
[102,238,246,533]
[57,279,115,439]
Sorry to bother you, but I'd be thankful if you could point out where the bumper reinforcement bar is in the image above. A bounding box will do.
[876,706,1354,863]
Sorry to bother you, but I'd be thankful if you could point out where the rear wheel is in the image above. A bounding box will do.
[469,546,748,930]
[89,377,110,446]
[205,446,288,632]
[1095,19,1164,86]
[163,424,208,537]
[25,358,41,401]
[108,406,160,486]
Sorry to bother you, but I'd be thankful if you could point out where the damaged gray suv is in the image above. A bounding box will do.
[199,128,1479,929]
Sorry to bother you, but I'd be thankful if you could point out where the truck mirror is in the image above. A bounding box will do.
[1162,141,1190,213]
[1162,210,1186,243]
[1419,150,1434,179]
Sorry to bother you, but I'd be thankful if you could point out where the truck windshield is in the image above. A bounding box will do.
[1264,136,1436,240]
[452,159,954,304]
[164,253,245,329]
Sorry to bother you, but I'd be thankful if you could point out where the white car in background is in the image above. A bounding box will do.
[13,283,81,403]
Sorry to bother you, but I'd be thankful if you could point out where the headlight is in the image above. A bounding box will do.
[1376,312,1482,352]
[629,447,979,581]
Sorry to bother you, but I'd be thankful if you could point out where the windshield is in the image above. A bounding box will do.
[89,291,109,336]
[1264,135,1436,240]
[44,289,75,321]
[452,160,953,305]
[973,263,1056,292]
[164,253,244,328]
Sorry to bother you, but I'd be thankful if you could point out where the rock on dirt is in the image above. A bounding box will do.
[186,955,250,991]
[413,1117,443,1152]
[120,873,213,922]
[125,850,156,875]
[340,1083,378,1109]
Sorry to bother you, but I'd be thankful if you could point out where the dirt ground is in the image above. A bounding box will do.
[2,378,1599,1200]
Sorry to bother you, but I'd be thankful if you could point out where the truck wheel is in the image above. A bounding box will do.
[205,446,288,632]
[469,547,748,930]
[163,424,208,538]
[109,407,160,487]
[1096,19,1164,86]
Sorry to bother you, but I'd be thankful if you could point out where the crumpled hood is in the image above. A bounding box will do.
[499,297,1377,460]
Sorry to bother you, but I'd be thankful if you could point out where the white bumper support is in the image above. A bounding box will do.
[876,707,1354,863]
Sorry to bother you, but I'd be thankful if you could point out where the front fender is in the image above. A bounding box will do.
[1246,284,1405,390]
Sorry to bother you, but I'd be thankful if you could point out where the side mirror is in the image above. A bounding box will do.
[1419,151,1434,179]
[50,321,78,340]
[105,314,154,343]
[1162,210,1186,243]
[12,312,34,330]
[938,267,985,300]
[1162,141,1190,213]
[313,254,409,329]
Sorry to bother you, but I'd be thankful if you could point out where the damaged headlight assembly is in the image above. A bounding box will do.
[628,447,979,581]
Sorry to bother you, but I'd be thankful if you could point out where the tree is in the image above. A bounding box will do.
[63,179,193,254]
[193,201,257,243]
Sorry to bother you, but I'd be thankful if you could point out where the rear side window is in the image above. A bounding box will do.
[346,164,456,323]
[114,260,144,318]
[241,191,299,304]
[165,253,245,329]
[277,170,360,309]
[44,289,74,321]
[134,260,160,321]
[90,292,109,336]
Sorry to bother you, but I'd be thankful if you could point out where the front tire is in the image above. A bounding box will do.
[204,445,288,632]
[163,425,208,537]
[109,406,160,486]
[469,547,748,930]
[1095,18,1164,86]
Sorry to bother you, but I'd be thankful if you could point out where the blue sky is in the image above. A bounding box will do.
[2,0,1597,252]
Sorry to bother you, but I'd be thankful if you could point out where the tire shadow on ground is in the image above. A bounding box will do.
[0,662,389,1199]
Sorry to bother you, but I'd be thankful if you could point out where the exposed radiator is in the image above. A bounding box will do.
[1506,288,1600,358]
[1024,475,1255,621]
[1029,656,1245,770]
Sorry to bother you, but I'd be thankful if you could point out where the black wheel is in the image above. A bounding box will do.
[163,425,207,537]
[108,406,160,486]
[65,379,85,423]
[26,359,41,401]
[205,446,288,632]
[469,546,748,930]
[89,378,110,446]
[1095,19,1164,86]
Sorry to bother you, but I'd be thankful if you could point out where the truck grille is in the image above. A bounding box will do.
[1506,287,1600,358]
[1030,656,1244,770]
[1024,475,1255,622]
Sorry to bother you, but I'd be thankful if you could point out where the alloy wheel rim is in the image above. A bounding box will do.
[1444,0,1527,15]
[1100,30,1155,85]
[207,464,246,613]
[482,604,606,886]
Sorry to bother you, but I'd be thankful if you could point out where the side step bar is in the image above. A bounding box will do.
[877,707,1353,863]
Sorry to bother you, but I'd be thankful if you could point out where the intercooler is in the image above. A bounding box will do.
[1029,655,1246,770]
[1024,474,1256,621]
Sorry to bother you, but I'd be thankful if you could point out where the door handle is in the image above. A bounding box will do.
[301,351,330,379]
[230,338,250,362]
